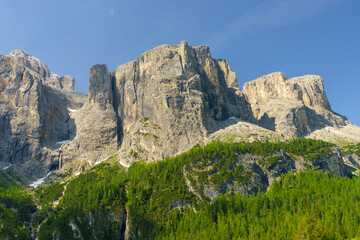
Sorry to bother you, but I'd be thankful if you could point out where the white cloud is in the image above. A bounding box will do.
[207,0,346,48]
[110,8,115,15]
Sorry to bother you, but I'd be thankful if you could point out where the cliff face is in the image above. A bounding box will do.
[242,72,347,137]
[59,65,118,166]
[111,41,253,161]
[8,50,75,91]
[58,41,254,166]
[0,51,86,177]
[1,43,359,181]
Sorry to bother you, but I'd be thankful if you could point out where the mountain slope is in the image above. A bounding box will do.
[10,139,352,239]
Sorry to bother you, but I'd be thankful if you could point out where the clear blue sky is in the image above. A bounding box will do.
[1,0,359,125]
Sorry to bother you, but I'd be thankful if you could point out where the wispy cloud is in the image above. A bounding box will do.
[110,8,115,15]
[207,0,346,48]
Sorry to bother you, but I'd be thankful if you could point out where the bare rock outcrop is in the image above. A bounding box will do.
[1,43,358,182]
[60,65,118,166]
[243,72,347,137]
[112,41,253,161]
[0,52,86,178]
[8,50,75,91]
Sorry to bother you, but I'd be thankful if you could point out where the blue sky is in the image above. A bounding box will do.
[1,0,359,125]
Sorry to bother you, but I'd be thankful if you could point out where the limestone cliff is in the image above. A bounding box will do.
[242,72,347,137]
[8,50,75,91]
[60,65,118,166]
[0,51,86,178]
[112,41,253,161]
[1,43,360,183]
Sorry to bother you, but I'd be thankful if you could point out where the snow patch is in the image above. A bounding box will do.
[56,140,71,145]
[29,172,52,188]
[2,164,11,170]
[29,55,40,61]
[119,159,131,168]
[228,117,236,120]
[68,108,77,113]
[94,159,105,165]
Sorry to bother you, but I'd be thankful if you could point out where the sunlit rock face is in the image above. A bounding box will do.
[8,50,75,91]
[243,72,347,137]
[59,64,119,166]
[111,41,254,161]
[1,43,359,182]
[0,51,85,178]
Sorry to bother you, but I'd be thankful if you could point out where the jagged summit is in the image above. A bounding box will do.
[59,41,254,167]
[8,49,33,58]
[6,49,75,91]
[0,50,86,177]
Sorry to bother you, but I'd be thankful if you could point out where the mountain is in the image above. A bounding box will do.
[1,42,360,239]
[1,42,360,182]
[243,72,347,137]
[0,50,86,179]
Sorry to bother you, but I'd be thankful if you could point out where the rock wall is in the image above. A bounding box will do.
[60,65,118,166]
[0,52,85,178]
[242,72,347,137]
[8,50,75,91]
[112,41,253,161]
[1,43,359,181]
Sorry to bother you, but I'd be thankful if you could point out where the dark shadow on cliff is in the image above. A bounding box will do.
[259,113,276,131]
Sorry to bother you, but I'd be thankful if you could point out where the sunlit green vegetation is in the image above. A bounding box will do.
[37,162,127,240]
[343,143,360,156]
[2,138,350,239]
[158,170,360,240]
[0,186,36,239]
[35,182,65,206]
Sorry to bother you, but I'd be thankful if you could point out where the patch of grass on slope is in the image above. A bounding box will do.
[343,143,360,157]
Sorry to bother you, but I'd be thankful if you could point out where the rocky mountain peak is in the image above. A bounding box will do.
[288,74,331,111]
[0,51,86,178]
[6,49,75,91]
[243,72,331,111]
[110,41,254,162]
[88,64,113,109]
[243,72,345,137]
[8,49,32,58]
[1,42,359,182]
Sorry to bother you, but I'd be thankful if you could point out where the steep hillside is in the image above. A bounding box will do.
[1,138,357,239]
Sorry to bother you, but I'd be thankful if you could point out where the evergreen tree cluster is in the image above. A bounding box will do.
[159,170,360,239]
[1,138,353,240]
[0,185,36,239]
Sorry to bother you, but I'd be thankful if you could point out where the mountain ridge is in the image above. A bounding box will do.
[0,41,359,183]
[2,43,360,239]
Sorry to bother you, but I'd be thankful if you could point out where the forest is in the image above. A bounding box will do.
[1,139,359,239]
